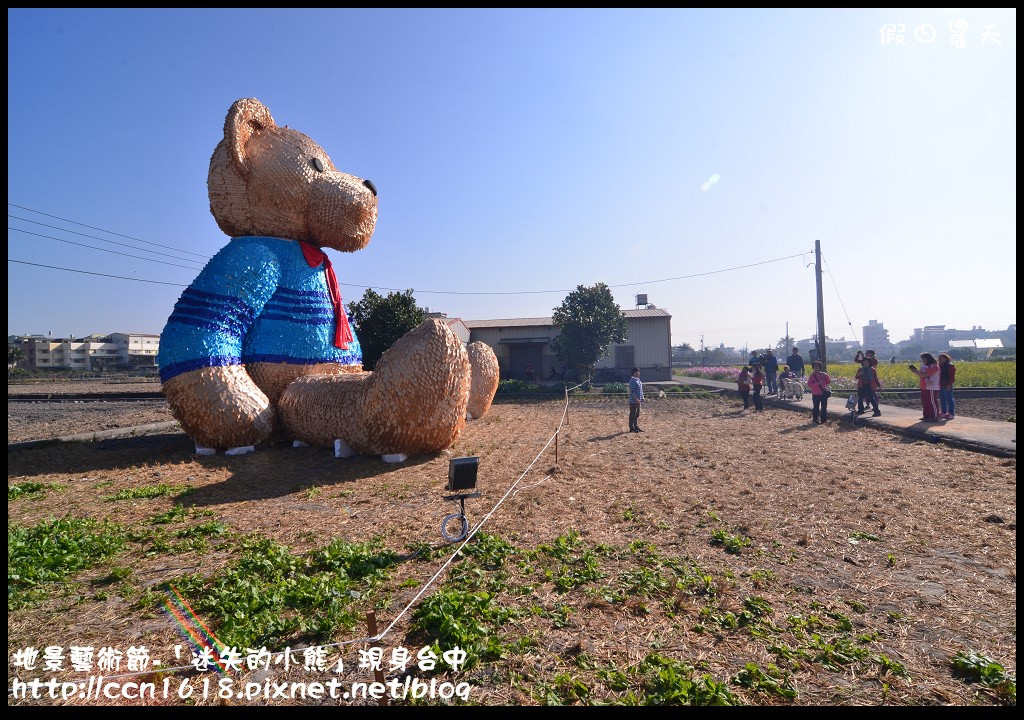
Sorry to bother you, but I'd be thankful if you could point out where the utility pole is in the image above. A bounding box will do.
[785,321,790,355]
[815,239,827,370]
[699,334,705,367]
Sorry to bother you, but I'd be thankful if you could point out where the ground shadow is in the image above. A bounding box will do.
[8,430,440,506]
[8,432,195,475]
[779,422,824,435]
[587,432,630,442]
[180,448,437,507]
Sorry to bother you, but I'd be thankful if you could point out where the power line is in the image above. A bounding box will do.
[822,254,860,344]
[8,202,211,259]
[335,251,810,296]
[9,227,205,271]
[8,259,188,287]
[9,201,809,295]
[606,252,808,289]
[8,214,207,265]
[9,221,810,296]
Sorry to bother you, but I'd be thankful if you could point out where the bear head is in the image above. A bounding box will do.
[207,97,378,253]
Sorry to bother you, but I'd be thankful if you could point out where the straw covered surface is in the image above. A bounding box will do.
[466,341,500,420]
[280,319,471,455]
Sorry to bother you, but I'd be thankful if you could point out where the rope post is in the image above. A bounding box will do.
[555,431,559,465]
[365,610,388,706]
[565,386,569,425]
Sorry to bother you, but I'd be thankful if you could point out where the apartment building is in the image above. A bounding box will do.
[18,333,160,370]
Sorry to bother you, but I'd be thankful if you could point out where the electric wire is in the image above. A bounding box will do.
[8,214,207,265]
[8,259,189,287]
[822,253,860,344]
[9,227,206,270]
[8,203,211,259]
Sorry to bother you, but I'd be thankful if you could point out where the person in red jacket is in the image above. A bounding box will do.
[751,362,765,411]
[807,361,831,424]
[937,353,956,419]
[910,353,941,421]
[737,366,752,410]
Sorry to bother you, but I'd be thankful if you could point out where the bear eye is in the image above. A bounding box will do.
[311,157,325,173]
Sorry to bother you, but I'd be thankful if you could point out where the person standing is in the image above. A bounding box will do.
[855,357,881,416]
[807,360,831,424]
[937,353,956,420]
[787,347,805,378]
[910,353,941,421]
[628,366,645,433]
[737,366,752,410]
[763,349,779,395]
[524,362,537,383]
[751,362,765,411]
[863,350,881,408]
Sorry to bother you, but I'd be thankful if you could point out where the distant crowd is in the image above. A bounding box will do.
[733,347,957,425]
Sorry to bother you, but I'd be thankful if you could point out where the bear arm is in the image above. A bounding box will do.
[157,239,281,382]
[157,239,282,449]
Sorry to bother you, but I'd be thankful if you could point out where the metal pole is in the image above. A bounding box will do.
[815,239,827,370]
[365,611,388,706]
[555,431,559,465]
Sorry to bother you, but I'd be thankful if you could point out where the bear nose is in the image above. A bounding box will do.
[362,179,377,197]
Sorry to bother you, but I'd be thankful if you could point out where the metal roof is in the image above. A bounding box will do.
[464,317,554,329]
[464,308,670,329]
[624,308,671,319]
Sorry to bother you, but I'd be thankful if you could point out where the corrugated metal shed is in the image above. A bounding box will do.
[464,308,671,329]
[464,317,554,329]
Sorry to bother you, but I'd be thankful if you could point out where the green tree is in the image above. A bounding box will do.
[672,343,696,365]
[8,344,26,367]
[551,283,628,382]
[347,289,426,370]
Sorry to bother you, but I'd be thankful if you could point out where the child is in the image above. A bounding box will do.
[938,353,956,419]
[737,366,752,410]
[751,362,764,411]
[855,358,881,416]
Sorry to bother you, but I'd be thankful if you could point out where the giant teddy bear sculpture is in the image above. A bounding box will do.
[157,98,499,456]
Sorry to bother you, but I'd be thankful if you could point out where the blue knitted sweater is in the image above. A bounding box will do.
[157,236,362,383]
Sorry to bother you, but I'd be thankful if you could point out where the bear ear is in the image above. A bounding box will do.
[224,98,276,174]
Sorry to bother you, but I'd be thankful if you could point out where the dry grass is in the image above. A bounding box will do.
[8,396,1016,706]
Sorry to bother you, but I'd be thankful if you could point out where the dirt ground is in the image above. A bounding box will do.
[6,382,1015,445]
[8,401,175,443]
[7,393,1016,706]
[8,379,161,395]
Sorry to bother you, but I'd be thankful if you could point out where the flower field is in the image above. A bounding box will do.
[677,361,1016,390]
[826,360,1016,389]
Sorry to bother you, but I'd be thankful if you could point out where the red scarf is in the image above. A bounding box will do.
[298,241,353,350]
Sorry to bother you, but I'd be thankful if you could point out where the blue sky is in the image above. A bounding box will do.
[7,8,1016,351]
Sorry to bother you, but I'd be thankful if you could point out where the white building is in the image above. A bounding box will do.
[20,333,159,370]
[861,320,892,352]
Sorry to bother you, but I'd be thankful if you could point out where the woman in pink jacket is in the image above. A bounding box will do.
[910,353,941,421]
[806,361,832,424]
